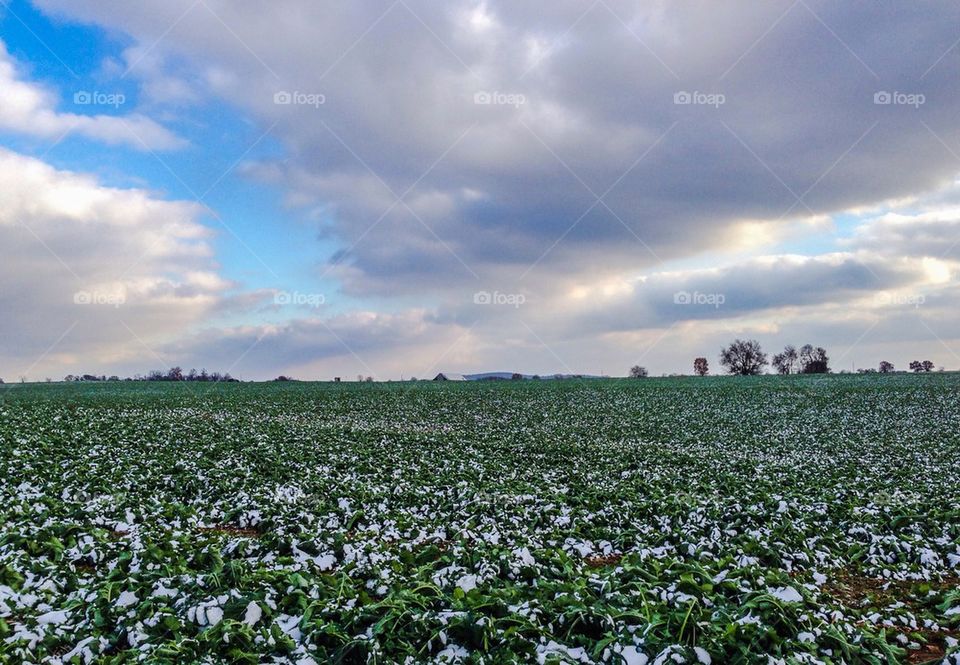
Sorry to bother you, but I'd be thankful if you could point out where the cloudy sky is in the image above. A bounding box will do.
[2,0,960,380]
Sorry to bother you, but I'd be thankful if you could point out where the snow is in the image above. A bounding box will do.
[455,574,478,592]
[115,591,138,608]
[436,643,470,662]
[206,606,224,626]
[151,585,178,598]
[768,586,803,603]
[536,640,591,664]
[514,547,536,567]
[620,646,648,665]
[36,609,70,625]
[244,601,263,626]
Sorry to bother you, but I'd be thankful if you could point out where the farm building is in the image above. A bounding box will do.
[433,372,467,381]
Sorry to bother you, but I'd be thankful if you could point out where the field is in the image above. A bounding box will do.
[1,376,959,664]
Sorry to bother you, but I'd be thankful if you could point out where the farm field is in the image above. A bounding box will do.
[1,376,959,664]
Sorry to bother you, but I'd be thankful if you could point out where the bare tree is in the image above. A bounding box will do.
[629,365,648,378]
[878,360,894,373]
[693,357,709,376]
[801,347,830,374]
[772,345,798,374]
[719,339,768,375]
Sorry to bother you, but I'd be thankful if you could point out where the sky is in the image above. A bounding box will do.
[1,0,960,381]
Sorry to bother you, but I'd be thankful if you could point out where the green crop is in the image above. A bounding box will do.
[0,375,958,663]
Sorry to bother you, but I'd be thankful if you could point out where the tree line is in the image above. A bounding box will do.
[714,339,933,376]
[63,367,239,382]
[629,340,938,377]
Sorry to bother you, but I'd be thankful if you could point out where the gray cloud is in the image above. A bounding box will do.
[31,0,960,295]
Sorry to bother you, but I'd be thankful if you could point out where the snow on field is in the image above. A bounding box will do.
[0,375,959,662]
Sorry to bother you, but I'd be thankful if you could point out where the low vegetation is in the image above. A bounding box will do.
[1,375,958,663]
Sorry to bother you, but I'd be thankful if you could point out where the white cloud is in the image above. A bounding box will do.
[0,147,224,378]
[0,40,184,150]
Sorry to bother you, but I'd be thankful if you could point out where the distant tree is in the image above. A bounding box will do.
[772,345,799,374]
[364,376,374,383]
[629,365,648,378]
[773,344,798,374]
[800,346,830,374]
[166,367,183,381]
[878,361,895,373]
[772,354,789,375]
[693,357,709,376]
[922,360,935,372]
[108,375,119,382]
[719,339,768,376]
[532,375,541,380]
[274,375,295,382]
[909,360,923,373]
